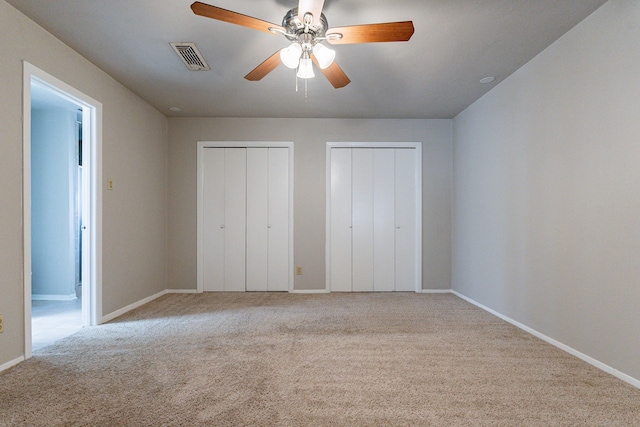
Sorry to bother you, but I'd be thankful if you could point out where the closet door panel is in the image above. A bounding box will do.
[394,148,417,292]
[330,149,353,292]
[246,148,268,292]
[202,148,225,292]
[267,147,290,291]
[351,149,374,292]
[373,149,396,292]
[223,148,247,291]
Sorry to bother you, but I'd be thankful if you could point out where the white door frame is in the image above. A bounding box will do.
[23,62,103,358]
[325,142,422,292]
[196,141,294,293]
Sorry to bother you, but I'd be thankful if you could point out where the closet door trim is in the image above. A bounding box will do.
[197,141,294,293]
[325,142,422,293]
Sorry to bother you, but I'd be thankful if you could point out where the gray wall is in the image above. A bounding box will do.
[0,0,168,367]
[168,118,452,291]
[452,0,640,381]
[31,108,78,298]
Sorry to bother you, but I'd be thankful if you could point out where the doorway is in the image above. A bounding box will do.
[23,62,102,358]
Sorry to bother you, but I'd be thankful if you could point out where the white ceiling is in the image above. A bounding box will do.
[8,0,607,119]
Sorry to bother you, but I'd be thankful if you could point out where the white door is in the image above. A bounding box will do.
[329,146,419,292]
[329,148,353,292]
[201,145,290,292]
[266,148,290,291]
[373,149,396,291]
[246,148,269,291]
[352,149,374,292]
[203,148,246,291]
[246,147,290,291]
[394,149,417,291]
[202,147,225,291]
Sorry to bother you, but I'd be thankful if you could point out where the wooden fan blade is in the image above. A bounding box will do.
[312,54,350,89]
[298,0,325,26]
[327,21,414,45]
[245,51,282,81]
[191,2,284,34]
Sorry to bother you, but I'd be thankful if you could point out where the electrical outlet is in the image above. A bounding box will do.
[107,179,114,190]
[296,266,302,275]
[0,314,4,333]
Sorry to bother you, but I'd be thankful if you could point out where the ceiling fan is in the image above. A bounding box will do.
[190,0,415,89]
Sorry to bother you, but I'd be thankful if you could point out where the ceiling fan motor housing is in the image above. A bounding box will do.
[282,7,328,43]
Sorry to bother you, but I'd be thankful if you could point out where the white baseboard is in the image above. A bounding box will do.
[290,288,330,294]
[0,356,24,373]
[451,291,640,390]
[166,289,199,293]
[101,290,168,323]
[32,293,77,301]
[292,289,452,294]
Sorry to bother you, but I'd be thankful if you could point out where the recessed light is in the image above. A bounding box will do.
[168,106,181,112]
[479,76,495,84]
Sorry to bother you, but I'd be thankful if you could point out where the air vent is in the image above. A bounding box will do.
[170,42,210,71]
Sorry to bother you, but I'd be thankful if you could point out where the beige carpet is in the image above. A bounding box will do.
[1,293,639,426]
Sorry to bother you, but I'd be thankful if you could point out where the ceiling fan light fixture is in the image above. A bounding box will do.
[281,43,302,69]
[297,55,315,79]
[312,43,335,69]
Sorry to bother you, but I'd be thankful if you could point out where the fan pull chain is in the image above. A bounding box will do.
[293,68,308,99]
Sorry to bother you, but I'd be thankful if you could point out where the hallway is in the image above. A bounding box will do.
[31,299,82,352]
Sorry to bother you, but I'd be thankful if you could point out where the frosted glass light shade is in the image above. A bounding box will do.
[296,57,315,79]
[280,43,302,69]
[312,43,336,69]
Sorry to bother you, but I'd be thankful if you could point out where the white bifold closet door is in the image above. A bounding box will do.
[202,147,289,292]
[330,147,417,292]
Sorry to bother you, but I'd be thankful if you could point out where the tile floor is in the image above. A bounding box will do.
[31,299,82,352]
